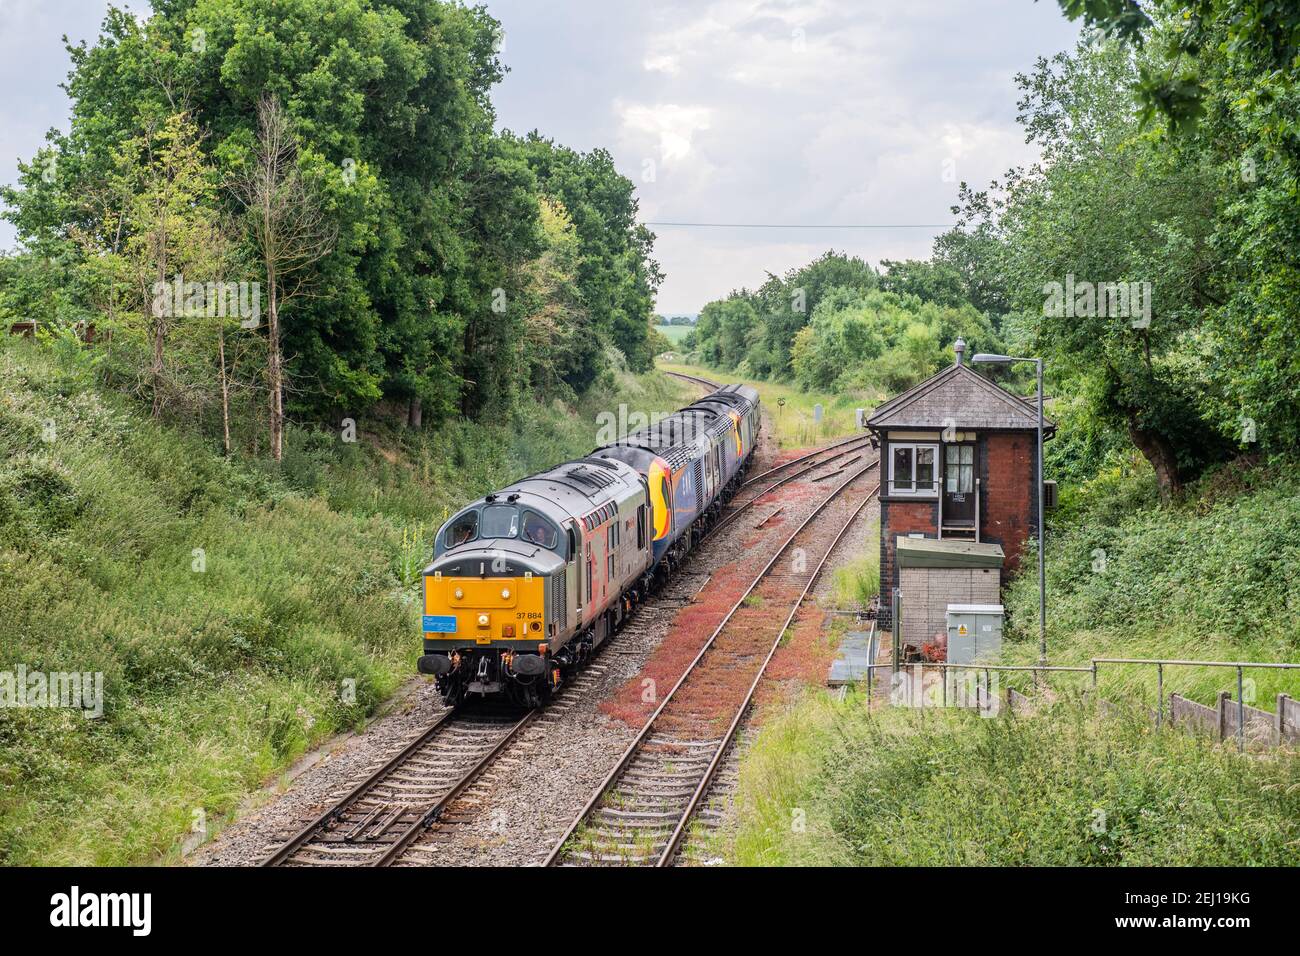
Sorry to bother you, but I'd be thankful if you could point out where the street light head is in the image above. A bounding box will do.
[971,353,1013,364]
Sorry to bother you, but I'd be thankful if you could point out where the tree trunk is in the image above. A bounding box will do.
[1126,413,1182,498]
[151,318,167,418]
[151,217,167,419]
[218,327,231,457]
[407,396,423,430]
[268,272,283,462]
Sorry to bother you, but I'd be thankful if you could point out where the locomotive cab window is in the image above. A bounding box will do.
[521,510,557,549]
[445,511,478,548]
[481,504,520,539]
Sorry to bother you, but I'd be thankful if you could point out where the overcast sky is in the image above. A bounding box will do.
[0,0,1080,315]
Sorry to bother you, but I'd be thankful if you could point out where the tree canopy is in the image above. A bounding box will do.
[1,0,660,443]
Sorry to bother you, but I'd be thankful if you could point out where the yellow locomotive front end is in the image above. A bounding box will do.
[418,515,568,707]
[422,572,547,647]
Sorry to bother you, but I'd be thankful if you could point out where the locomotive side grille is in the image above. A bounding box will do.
[552,568,567,630]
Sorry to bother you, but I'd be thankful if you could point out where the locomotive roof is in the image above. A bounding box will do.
[483,456,645,525]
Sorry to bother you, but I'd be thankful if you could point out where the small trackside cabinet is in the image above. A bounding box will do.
[946,603,1003,664]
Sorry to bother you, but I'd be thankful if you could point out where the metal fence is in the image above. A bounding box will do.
[858,657,1300,752]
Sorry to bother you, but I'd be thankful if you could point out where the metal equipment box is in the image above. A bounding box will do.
[945,603,1004,664]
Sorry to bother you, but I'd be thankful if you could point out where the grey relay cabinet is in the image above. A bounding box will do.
[945,603,1004,664]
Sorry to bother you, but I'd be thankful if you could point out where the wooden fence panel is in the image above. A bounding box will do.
[1169,694,1217,736]
[1220,696,1276,747]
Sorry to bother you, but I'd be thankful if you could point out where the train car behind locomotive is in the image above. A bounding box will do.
[419,383,761,706]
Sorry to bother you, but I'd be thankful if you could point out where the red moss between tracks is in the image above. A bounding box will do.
[599,462,849,732]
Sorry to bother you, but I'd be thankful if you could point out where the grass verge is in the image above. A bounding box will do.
[657,361,865,448]
[724,689,1300,866]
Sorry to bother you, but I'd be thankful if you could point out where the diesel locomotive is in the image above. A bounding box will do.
[418,384,761,706]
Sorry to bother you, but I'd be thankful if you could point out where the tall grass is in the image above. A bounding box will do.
[0,338,689,864]
[725,689,1300,866]
[830,526,880,609]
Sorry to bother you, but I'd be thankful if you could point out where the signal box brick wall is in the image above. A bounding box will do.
[980,432,1038,577]
[878,498,938,622]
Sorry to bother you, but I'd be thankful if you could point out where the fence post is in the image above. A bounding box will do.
[1279,693,1291,746]
[1236,666,1245,753]
[1156,663,1163,731]
[1216,691,1230,741]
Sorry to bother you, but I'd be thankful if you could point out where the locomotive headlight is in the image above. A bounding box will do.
[501,587,511,600]
[454,588,464,600]
[477,613,489,627]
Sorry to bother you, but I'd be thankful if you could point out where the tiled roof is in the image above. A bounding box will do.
[867,363,1055,433]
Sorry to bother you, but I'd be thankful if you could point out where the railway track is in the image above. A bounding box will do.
[716,434,874,535]
[543,456,881,867]
[662,369,721,391]
[261,704,535,867]
[261,416,874,868]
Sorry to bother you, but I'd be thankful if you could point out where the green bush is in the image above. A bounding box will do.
[1002,457,1300,704]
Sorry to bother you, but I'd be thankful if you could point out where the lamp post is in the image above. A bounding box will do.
[971,353,1046,667]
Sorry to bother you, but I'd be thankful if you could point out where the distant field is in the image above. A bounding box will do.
[655,324,694,344]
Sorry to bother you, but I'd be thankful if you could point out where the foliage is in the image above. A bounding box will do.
[1002,455,1300,705]
[789,288,1001,396]
[725,691,1300,866]
[690,251,878,380]
[0,0,659,444]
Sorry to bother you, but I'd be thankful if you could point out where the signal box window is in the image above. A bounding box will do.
[890,443,938,497]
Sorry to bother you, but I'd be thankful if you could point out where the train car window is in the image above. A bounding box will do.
[481,505,519,539]
[567,525,577,559]
[445,511,478,548]
[521,511,557,549]
[637,505,646,549]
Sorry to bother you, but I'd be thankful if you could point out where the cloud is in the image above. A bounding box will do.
[618,102,711,164]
